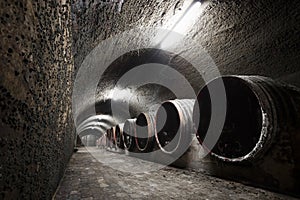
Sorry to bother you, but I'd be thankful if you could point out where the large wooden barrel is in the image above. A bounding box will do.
[193,75,300,194]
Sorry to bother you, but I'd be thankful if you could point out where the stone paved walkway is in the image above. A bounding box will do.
[54,147,297,200]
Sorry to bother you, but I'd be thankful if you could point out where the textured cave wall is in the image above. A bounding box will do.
[0,0,74,199]
[73,0,300,83]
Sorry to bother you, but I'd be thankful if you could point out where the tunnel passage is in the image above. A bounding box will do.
[91,48,203,123]
[194,76,263,160]
[73,48,204,152]
[79,128,103,138]
[68,0,300,198]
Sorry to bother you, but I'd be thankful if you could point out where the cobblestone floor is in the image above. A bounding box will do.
[54,147,298,200]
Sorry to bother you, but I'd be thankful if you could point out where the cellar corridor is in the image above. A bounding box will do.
[1,0,300,199]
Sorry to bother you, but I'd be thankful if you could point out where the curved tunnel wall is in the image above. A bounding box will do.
[0,0,74,199]
[73,0,300,83]
[73,0,300,129]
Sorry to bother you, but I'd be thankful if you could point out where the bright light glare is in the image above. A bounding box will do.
[159,31,183,49]
[172,1,202,35]
[105,87,134,102]
[158,1,205,49]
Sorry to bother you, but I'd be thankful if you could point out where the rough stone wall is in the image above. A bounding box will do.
[0,0,74,199]
[73,0,300,86]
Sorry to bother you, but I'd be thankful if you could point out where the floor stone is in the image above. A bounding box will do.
[54,147,297,200]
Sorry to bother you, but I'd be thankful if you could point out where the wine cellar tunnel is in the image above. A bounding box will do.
[1,0,300,199]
